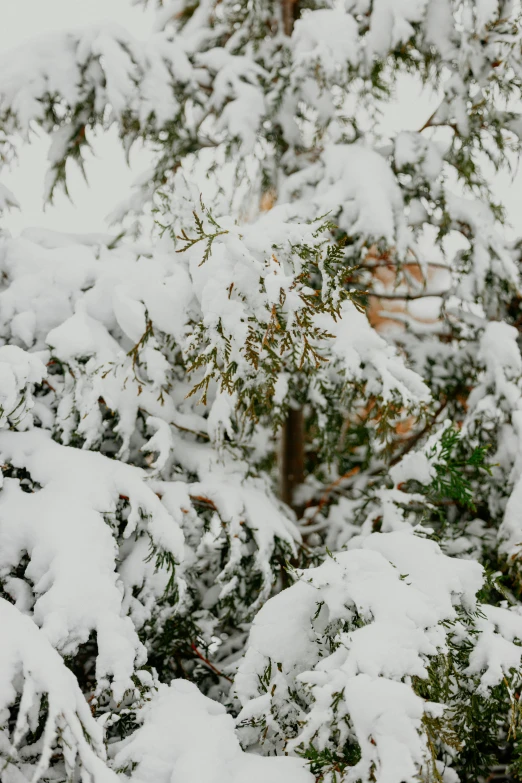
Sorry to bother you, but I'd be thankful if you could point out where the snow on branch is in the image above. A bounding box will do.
[113,679,313,783]
[0,429,184,700]
[236,531,522,783]
[0,597,117,783]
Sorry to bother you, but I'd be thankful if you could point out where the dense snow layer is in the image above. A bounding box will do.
[0,0,522,780]
[0,597,118,783]
[236,531,522,783]
[0,428,185,700]
[114,680,313,783]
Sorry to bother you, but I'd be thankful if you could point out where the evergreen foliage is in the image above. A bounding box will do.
[1,1,522,781]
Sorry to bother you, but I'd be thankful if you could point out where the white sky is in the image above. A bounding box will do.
[1,0,522,237]
[0,0,155,235]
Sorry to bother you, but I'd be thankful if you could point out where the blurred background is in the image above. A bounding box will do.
[2,0,522,238]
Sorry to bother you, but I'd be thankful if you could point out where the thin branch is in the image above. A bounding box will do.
[389,398,449,467]
[376,310,448,335]
[368,289,450,300]
[190,643,233,682]
[305,466,360,523]
[189,494,218,511]
[418,108,439,133]
[171,421,210,440]
[418,107,459,136]
[364,261,450,272]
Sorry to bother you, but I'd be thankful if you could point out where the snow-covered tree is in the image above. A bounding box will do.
[2,1,522,781]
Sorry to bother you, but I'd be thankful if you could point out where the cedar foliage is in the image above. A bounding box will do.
[1,2,522,782]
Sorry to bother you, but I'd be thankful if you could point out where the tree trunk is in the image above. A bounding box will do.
[279,0,305,514]
[280,406,305,512]
[281,0,299,35]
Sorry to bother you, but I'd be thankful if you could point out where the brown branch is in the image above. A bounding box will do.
[189,494,218,511]
[306,466,361,523]
[190,643,233,682]
[364,261,450,271]
[368,290,449,300]
[389,398,449,467]
[418,108,440,133]
[418,108,459,136]
[170,421,210,440]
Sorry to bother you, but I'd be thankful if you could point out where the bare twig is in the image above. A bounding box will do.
[190,643,233,682]
[390,398,449,467]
